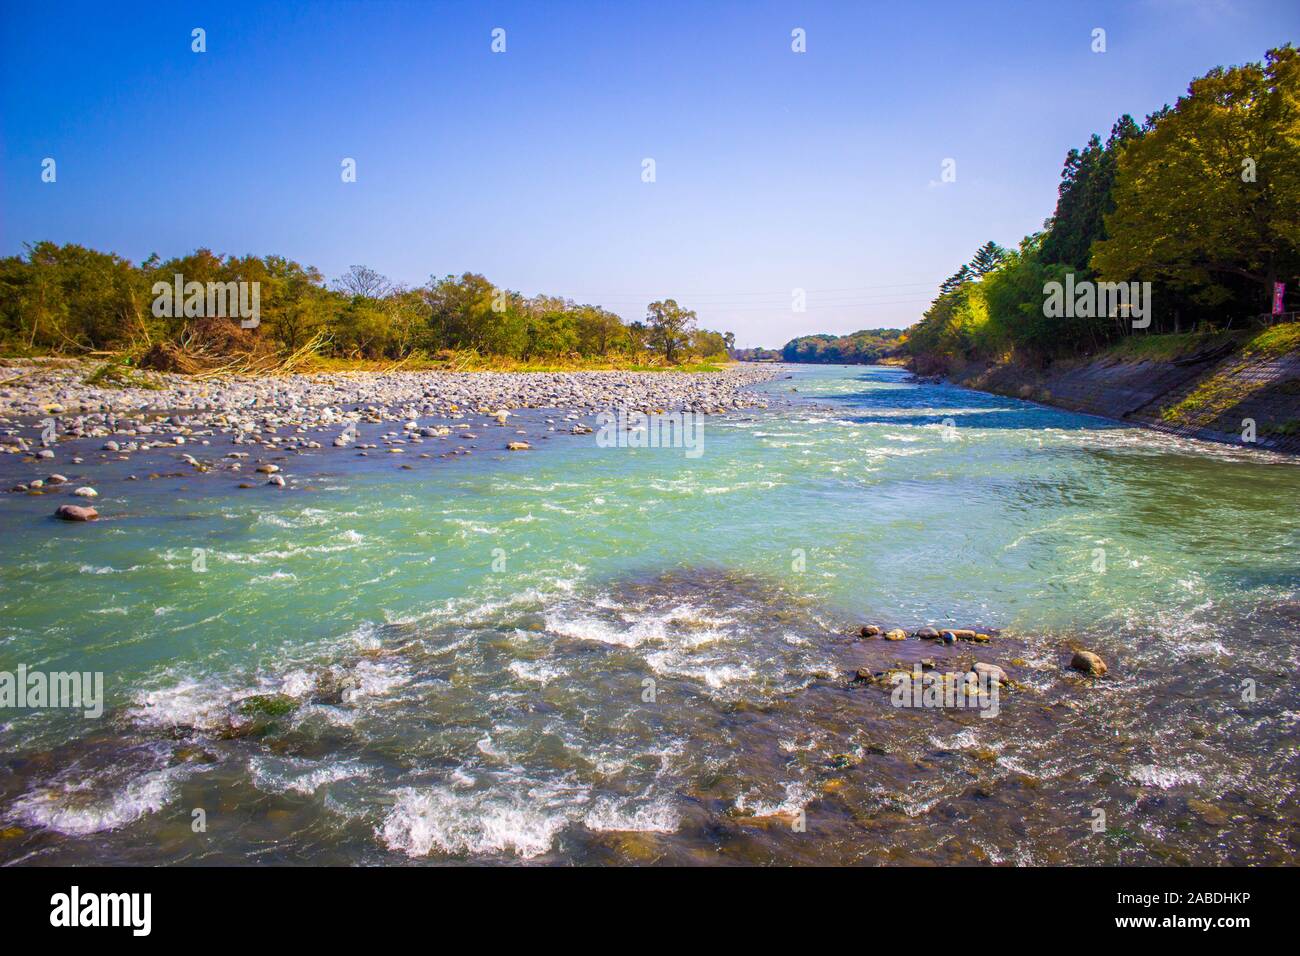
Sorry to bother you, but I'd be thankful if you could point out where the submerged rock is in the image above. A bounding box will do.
[224,693,299,738]
[972,662,1008,685]
[54,504,98,521]
[1070,650,1107,677]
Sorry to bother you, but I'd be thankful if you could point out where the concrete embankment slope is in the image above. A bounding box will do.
[950,325,1300,454]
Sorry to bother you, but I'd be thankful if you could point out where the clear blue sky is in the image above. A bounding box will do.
[2,1,1296,347]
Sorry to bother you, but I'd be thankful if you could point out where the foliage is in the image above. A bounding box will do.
[645,299,698,364]
[0,247,734,368]
[1092,46,1300,312]
[779,328,904,363]
[905,45,1300,371]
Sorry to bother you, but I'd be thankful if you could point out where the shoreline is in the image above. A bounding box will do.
[904,356,1300,457]
[0,361,782,456]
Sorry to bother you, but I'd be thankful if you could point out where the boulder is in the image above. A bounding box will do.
[883,628,907,641]
[1070,650,1107,677]
[73,487,98,497]
[506,442,531,451]
[54,504,98,521]
[914,626,940,639]
[860,624,881,637]
[972,662,1008,685]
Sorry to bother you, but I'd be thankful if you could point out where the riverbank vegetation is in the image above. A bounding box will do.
[778,328,905,363]
[904,45,1299,373]
[0,250,735,373]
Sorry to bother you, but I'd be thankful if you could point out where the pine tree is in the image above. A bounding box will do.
[939,265,973,295]
[969,241,1007,277]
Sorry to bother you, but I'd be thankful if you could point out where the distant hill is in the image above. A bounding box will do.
[776,329,905,364]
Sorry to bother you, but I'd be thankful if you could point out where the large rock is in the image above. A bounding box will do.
[54,504,98,521]
[1070,650,1107,676]
[883,628,907,641]
[860,624,881,637]
[972,662,1008,685]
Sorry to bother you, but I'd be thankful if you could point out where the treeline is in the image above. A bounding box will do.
[0,245,735,365]
[780,328,905,363]
[905,45,1299,371]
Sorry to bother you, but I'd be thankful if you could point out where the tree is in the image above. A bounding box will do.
[970,241,1008,277]
[645,299,697,364]
[1092,46,1300,312]
[574,305,625,355]
[333,265,392,300]
[939,265,973,295]
[1039,116,1142,271]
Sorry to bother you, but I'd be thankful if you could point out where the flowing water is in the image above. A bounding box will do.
[1,364,1297,865]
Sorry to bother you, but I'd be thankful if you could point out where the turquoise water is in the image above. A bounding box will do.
[1,365,1297,864]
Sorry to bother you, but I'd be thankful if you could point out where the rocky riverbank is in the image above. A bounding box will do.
[0,360,780,454]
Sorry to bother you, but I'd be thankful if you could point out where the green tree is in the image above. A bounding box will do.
[645,299,697,364]
[1039,115,1142,271]
[970,241,1008,277]
[939,265,973,295]
[1092,46,1300,313]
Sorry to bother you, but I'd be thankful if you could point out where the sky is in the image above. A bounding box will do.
[2,1,1296,348]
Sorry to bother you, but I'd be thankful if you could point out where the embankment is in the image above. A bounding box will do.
[924,324,1300,454]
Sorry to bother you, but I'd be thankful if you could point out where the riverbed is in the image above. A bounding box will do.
[1,364,1296,864]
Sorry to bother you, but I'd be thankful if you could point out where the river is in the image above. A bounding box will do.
[1,364,1296,864]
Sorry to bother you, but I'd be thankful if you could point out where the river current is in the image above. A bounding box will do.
[1,364,1296,864]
